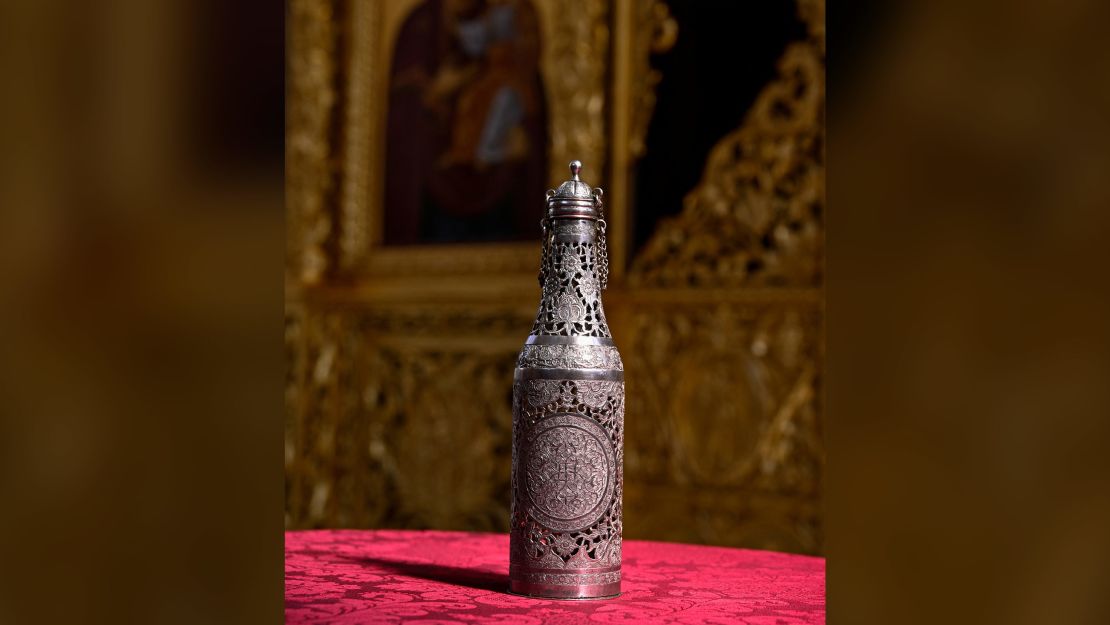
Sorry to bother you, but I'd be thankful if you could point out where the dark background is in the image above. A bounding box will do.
[631,0,807,258]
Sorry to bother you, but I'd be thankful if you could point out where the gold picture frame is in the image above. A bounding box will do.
[337,0,612,282]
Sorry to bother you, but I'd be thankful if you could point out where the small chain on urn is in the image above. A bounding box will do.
[510,161,624,599]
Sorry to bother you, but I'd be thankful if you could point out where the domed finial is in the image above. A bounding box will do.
[548,159,600,219]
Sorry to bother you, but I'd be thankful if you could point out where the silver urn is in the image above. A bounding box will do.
[509,161,624,599]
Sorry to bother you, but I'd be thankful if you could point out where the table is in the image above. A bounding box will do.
[286,530,825,624]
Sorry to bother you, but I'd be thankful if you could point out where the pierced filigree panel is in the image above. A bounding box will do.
[532,240,610,337]
[511,379,624,569]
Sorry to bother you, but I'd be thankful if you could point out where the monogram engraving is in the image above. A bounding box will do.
[524,415,613,531]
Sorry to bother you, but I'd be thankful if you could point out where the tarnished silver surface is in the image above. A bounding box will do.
[511,162,624,599]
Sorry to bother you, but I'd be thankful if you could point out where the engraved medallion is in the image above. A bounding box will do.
[522,414,615,532]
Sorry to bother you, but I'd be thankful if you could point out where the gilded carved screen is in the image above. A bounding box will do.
[287,0,824,554]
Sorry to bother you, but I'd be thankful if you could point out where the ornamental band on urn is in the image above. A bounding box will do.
[510,161,624,599]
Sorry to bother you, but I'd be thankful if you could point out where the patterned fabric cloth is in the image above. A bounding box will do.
[286,530,825,624]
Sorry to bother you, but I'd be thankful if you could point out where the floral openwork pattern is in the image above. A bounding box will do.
[511,379,624,569]
[532,240,611,337]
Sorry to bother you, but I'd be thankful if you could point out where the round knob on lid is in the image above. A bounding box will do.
[569,160,582,181]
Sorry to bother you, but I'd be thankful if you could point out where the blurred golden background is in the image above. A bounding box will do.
[286,0,824,555]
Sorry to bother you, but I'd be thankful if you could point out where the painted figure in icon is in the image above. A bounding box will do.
[385,0,548,244]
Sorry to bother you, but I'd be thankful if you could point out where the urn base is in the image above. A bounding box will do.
[509,571,620,600]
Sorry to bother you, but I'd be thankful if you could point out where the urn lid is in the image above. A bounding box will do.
[546,160,602,220]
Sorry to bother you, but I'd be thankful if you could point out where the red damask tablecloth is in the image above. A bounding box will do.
[286,530,825,624]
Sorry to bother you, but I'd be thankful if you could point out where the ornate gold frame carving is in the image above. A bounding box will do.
[287,0,338,284]
[608,0,676,280]
[614,0,825,552]
[337,0,612,280]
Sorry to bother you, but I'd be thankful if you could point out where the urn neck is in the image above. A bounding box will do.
[530,219,611,338]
